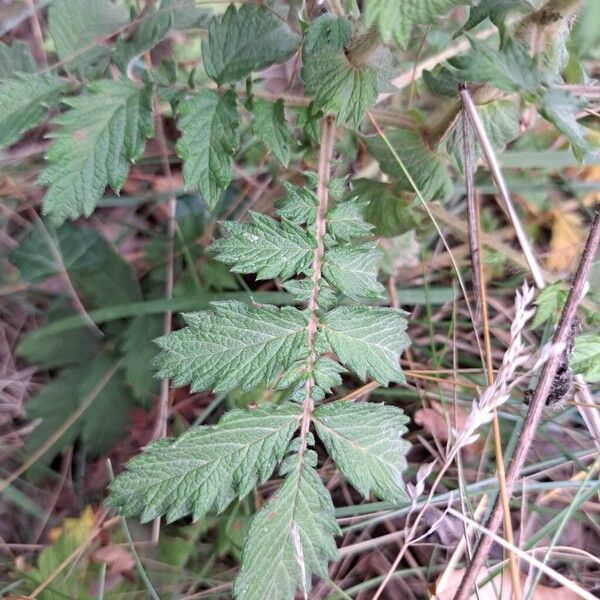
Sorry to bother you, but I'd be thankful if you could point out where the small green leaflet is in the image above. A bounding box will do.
[302,15,380,128]
[323,243,385,300]
[275,182,318,225]
[304,14,351,53]
[0,74,67,150]
[48,0,129,78]
[365,129,453,201]
[354,179,419,237]
[27,355,131,468]
[234,457,340,600]
[457,0,534,36]
[176,89,240,210]
[203,4,300,85]
[113,6,173,72]
[39,79,154,225]
[539,88,593,162]
[449,36,540,93]
[445,98,521,173]
[327,199,374,241]
[0,40,36,79]
[281,278,338,311]
[314,401,410,501]
[119,315,162,405]
[363,0,469,48]
[251,99,295,167]
[211,212,315,281]
[109,404,302,523]
[572,334,600,383]
[155,301,309,393]
[532,283,568,328]
[317,306,409,385]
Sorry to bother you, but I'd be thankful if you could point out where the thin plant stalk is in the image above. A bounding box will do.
[462,95,522,600]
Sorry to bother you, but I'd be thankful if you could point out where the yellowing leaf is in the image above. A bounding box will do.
[581,164,600,207]
[546,211,585,272]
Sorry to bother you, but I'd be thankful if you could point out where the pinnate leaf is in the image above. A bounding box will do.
[203,4,300,85]
[318,306,409,385]
[211,212,315,281]
[314,401,410,501]
[155,301,309,393]
[0,73,66,150]
[39,79,154,224]
[234,457,339,600]
[251,98,295,167]
[109,403,302,523]
[323,243,385,300]
[176,89,240,210]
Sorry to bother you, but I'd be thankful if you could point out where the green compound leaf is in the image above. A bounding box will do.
[155,301,309,393]
[109,403,302,523]
[202,4,300,85]
[0,40,36,79]
[317,306,409,385]
[251,98,295,167]
[363,0,469,48]
[275,182,318,225]
[234,457,340,600]
[39,79,154,225]
[176,88,241,211]
[327,198,374,241]
[48,0,129,79]
[365,129,453,201]
[572,334,600,383]
[539,88,594,163]
[211,212,316,281]
[323,243,385,300]
[0,73,67,150]
[314,401,410,501]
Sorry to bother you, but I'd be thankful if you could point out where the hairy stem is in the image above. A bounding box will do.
[299,116,336,450]
[454,209,600,600]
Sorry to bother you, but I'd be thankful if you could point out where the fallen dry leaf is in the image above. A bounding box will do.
[414,401,470,445]
[546,211,585,272]
[435,567,581,600]
[93,545,135,575]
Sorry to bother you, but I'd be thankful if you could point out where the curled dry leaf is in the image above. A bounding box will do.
[414,400,479,451]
